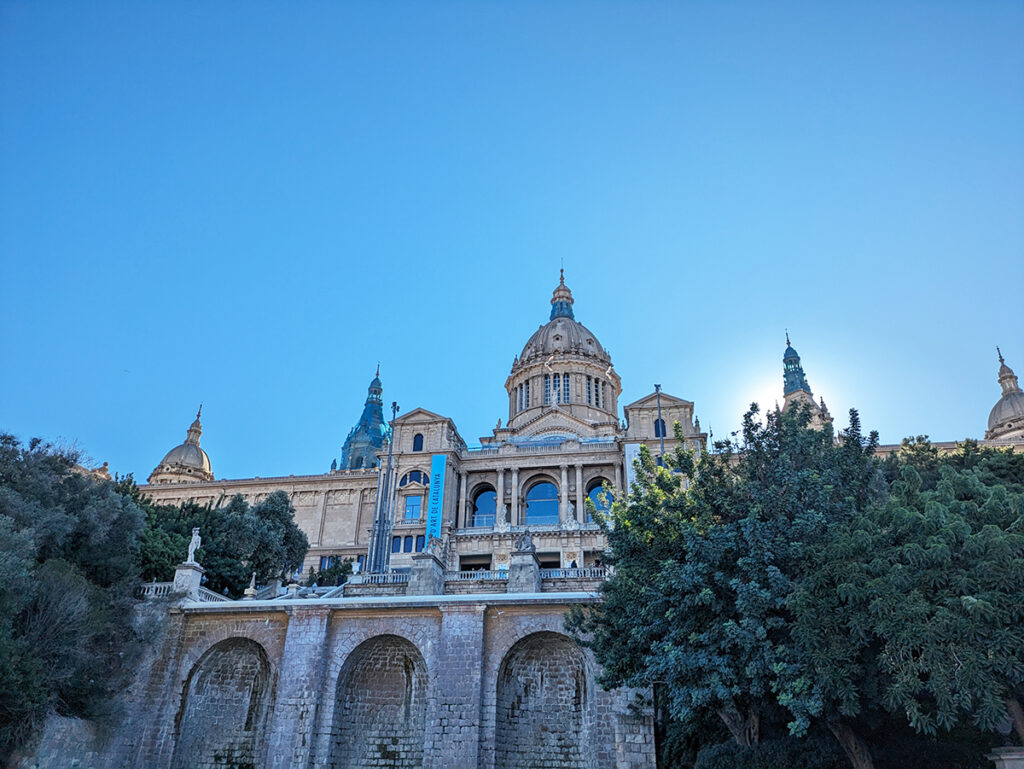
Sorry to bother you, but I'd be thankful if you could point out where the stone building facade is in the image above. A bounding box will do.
[141,272,708,578]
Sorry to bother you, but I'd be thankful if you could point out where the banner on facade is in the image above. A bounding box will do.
[427,453,446,539]
[624,443,642,492]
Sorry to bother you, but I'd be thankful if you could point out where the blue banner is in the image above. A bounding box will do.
[427,454,446,539]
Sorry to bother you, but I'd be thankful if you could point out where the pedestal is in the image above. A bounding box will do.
[508,550,541,593]
[409,552,445,595]
[988,747,1024,769]
[172,561,204,600]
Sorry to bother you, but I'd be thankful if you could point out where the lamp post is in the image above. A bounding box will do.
[654,384,664,463]
[367,401,400,573]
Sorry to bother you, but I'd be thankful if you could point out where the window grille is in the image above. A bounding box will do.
[586,376,592,404]
[544,374,551,404]
[563,374,570,403]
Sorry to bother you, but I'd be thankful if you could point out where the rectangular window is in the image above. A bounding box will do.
[553,374,560,403]
[403,536,413,553]
[525,380,530,406]
[391,536,402,553]
[563,375,570,403]
[404,495,422,521]
[595,379,601,408]
[415,535,425,552]
[603,382,608,409]
[518,385,523,412]
[544,374,551,404]
[586,376,592,404]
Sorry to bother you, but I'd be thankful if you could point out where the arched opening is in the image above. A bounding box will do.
[471,485,496,528]
[494,632,593,769]
[524,481,559,525]
[586,479,612,523]
[328,634,428,769]
[653,418,666,438]
[171,637,274,769]
[412,433,424,452]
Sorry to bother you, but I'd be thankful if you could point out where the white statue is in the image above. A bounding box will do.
[249,572,257,590]
[497,504,509,532]
[565,501,579,530]
[186,527,201,564]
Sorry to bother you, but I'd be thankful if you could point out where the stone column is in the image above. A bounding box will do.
[409,551,445,595]
[459,472,468,528]
[263,607,330,769]
[423,603,487,769]
[510,467,519,525]
[496,468,505,526]
[614,462,622,493]
[575,464,584,524]
[560,464,569,524]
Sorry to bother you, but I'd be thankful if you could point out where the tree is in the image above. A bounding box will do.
[569,405,901,768]
[132,485,309,597]
[0,434,146,762]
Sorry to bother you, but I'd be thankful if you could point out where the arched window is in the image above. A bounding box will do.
[544,374,551,405]
[594,379,601,408]
[415,535,425,552]
[587,480,612,523]
[404,536,413,553]
[472,486,496,528]
[391,536,402,553]
[553,374,561,403]
[412,433,424,452]
[654,418,666,438]
[400,470,429,487]
[525,481,559,525]
[563,374,570,403]
[586,376,592,404]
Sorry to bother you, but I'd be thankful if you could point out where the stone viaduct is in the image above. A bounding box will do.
[20,584,655,769]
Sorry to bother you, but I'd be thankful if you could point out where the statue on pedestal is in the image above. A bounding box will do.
[186,528,201,564]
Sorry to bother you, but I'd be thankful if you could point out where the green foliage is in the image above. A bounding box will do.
[695,733,845,769]
[131,484,309,597]
[0,434,145,762]
[305,557,353,587]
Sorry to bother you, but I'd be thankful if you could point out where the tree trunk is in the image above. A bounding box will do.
[717,708,760,746]
[1007,696,1024,745]
[827,720,875,769]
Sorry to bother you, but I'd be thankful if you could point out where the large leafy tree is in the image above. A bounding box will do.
[0,434,145,762]
[570,405,880,757]
[131,484,309,596]
[793,442,1024,754]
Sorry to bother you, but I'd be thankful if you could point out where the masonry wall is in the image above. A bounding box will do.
[16,596,655,769]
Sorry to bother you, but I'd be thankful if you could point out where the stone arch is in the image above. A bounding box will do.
[328,634,428,769]
[494,631,594,769]
[469,482,497,527]
[171,637,274,769]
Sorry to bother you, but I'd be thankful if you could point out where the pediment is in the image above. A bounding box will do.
[623,391,693,411]
[512,407,607,439]
[394,407,448,424]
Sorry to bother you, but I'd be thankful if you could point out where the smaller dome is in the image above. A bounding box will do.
[158,442,212,473]
[988,391,1024,433]
[986,349,1024,439]
[149,406,214,483]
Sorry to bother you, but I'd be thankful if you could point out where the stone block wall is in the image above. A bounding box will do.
[17,595,655,769]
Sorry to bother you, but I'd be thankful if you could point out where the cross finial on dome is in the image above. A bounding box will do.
[786,329,791,347]
[196,403,202,420]
[998,346,1005,364]
[376,361,380,377]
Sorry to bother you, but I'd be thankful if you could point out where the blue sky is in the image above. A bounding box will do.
[1,1,1021,481]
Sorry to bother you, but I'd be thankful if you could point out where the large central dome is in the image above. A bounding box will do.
[517,271,610,365]
[502,272,621,439]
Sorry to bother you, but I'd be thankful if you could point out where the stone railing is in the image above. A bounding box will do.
[540,567,607,580]
[195,586,233,602]
[446,570,508,581]
[347,572,411,586]
[138,581,174,599]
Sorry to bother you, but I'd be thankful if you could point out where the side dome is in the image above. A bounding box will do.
[986,348,1024,441]
[148,407,214,484]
